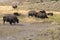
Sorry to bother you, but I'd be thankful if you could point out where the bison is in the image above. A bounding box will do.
[47,13,53,16]
[13,12,21,16]
[35,10,48,19]
[39,10,46,13]
[3,14,19,25]
[28,10,37,17]
[28,10,48,19]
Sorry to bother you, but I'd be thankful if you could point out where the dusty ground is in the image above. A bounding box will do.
[0,19,60,40]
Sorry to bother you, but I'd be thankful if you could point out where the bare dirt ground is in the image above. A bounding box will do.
[0,20,60,40]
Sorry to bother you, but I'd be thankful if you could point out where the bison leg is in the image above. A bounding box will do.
[9,21,12,25]
[9,22,12,25]
[17,19,19,23]
[13,21,16,25]
[45,16,48,18]
[3,19,5,24]
[3,17,6,24]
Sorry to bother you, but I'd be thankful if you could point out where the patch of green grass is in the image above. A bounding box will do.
[49,14,60,23]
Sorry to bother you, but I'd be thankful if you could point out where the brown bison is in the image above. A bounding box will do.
[13,12,21,16]
[35,10,48,19]
[28,10,37,17]
[3,14,19,25]
[28,10,48,19]
[47,13,53,16]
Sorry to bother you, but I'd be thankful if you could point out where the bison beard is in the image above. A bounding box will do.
[3,14,19,25]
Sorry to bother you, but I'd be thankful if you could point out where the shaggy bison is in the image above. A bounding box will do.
[47,13,53,16]
[28,10,48,19]
[28,10,37,17]
[3,14,19,25]
[13,12,20,16]
[35,10,48,19]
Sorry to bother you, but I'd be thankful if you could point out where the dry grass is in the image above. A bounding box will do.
[0,6,60,23]
[18,14,60,24]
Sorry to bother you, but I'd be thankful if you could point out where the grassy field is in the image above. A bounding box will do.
[0,7,60,23]
[0,1,59,40]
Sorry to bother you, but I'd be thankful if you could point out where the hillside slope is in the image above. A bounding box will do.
[0,0,60,11]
